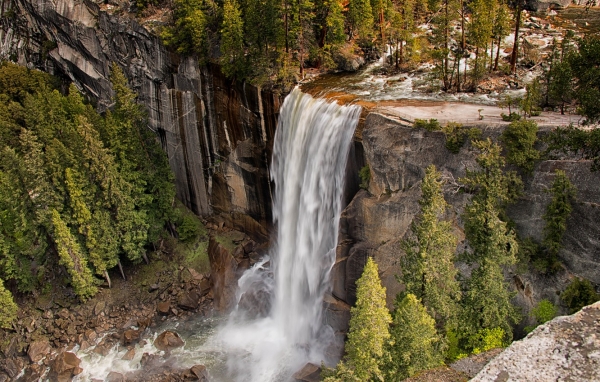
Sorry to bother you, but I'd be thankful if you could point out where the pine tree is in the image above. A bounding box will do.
[382,294,443,381]
[542,170,576,261]
[220,0,246,79]
[349,0,374,42]
[501,119,540,173]
[460,138,521,349]
[401,165,459,326]
[345,257,392,381]
[51,209,97,300]
[0,277,17,329]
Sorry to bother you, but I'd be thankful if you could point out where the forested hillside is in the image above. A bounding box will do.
[0,63,175,327]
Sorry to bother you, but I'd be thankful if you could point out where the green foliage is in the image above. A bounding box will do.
[401,165,459,326]
[382,294,444,381]
[0,63,175,298]
[470,327,506,354]
[569,36,600,124]
[161,0,210,56]
[348,0,374,41]
[498,95,522,117]
[459,138,521,348]
[345,257,391,381]
[501,119,540,173]
[532,299,558,325]
[0,278,17,328]
[561,277,600,314]
[520,78,542,118]
[544,124,600,171]
[414,118,441,131]
[220,0,246,79]
[442,123,481,154]
[51,209,97,300]
[359,165,370,190]
[500,112,521,122]
[542,170,576,263]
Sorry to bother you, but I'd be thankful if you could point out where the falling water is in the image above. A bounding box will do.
[72,88,361,382]
[215,88,361,381]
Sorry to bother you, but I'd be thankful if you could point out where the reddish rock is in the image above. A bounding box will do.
[178,291,199,310]
[157,302,170,315]
[293,363,321,382]
[199,279,211,295]
[122,329,141,345]
[190,364,209,381]
[122,348,136,361]
[153,331,184,351]
[28,339,51,363]
[50,352,82,382]
[208,236,238,312]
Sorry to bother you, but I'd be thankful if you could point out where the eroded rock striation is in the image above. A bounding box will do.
[0,0,280,233]
[473,301,600,381]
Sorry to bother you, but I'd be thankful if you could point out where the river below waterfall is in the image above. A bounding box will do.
[72,88,361,382]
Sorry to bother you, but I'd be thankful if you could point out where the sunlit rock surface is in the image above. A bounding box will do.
[473,301,600,381]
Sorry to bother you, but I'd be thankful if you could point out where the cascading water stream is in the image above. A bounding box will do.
[215,87,361,381]
[72,88,360,382]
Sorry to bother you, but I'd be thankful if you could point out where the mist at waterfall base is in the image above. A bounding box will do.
[214,88,361,381]
[73,88,361,382]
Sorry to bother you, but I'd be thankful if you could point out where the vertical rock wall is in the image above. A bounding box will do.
[0,0,280,233]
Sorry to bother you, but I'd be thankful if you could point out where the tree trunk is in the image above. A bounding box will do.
[118,259,126,281]
[104,270,112,289]
[510,1,522,74]
[494,35,501,71]
[142,253,149,264]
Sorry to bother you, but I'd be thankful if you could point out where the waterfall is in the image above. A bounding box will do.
[217,88,361,381]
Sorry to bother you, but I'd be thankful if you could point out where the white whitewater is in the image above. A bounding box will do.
[72,88,360,382]
[216,88,361,381]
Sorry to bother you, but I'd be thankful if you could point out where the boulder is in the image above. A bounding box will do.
[157,302,170,315]
[153,331,185,352]
[178,291,199,310]
[190,364,210,381]
[122,348,136,361]
[28,339,51,363]
[122,329,141,345]
[208,236,238,312]
[293,363,321,382]
[526,0,571,11]
[106,372,125,382]
[472,301,600,381]
[50,352,82,382]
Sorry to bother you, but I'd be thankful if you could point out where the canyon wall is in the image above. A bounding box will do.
[0,0,279,237]
[333,113,600,332]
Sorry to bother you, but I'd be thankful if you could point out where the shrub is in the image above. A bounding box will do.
[414,119,441,131]
[561,278,600,314]
[0,279,17,329]
[177,212,202,243]
[442,123,481,154]
[501,112,521,122]
[532,299,558,324]
[501,119,540,173]
[471,327,507,354]
[359,165,370,190]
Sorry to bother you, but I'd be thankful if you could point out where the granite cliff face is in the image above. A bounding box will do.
[473,300,600,381]
[0,0,280,236]
[333,113,600,327]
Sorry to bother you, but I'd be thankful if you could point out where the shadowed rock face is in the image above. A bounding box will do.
[336,113,600,319]
[0,0,280,232]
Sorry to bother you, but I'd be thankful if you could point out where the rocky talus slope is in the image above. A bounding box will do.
[473,301,600,381]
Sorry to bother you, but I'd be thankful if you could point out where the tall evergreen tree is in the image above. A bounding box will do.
[382,294,443,381]
[51,209,97,300]
[401,165,459,326]
[220,0,246,78]
[345,257,392,381]
[542,170,576,261]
